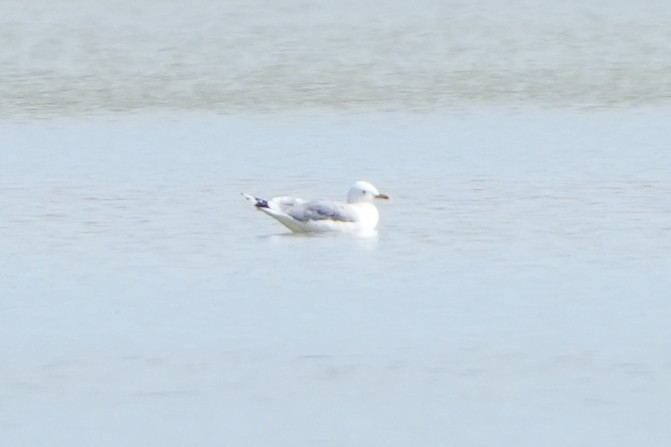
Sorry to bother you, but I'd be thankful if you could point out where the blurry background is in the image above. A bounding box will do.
[2,0,670,116]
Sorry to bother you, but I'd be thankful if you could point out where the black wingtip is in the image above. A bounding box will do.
[242,193,270,209]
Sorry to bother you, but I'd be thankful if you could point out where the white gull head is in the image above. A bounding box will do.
[347,181,391,204]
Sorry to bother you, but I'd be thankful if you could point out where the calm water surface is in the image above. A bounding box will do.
[2,0,671,446]
[2,110,670,446]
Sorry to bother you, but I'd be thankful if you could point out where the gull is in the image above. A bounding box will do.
[242,181,390,233]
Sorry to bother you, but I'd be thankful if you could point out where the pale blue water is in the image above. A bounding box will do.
[2,110,670,446]
[2,0,671,445]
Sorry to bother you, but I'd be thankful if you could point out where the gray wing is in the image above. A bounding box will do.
[288,200,358,222]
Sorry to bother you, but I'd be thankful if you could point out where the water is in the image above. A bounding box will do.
[2,0,671,116]
[2,1,671,446]
[2,110,670,446]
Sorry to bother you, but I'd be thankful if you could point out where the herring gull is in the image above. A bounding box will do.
[243,181,389,233]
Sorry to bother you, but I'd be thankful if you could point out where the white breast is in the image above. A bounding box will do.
[352,203,380,230]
